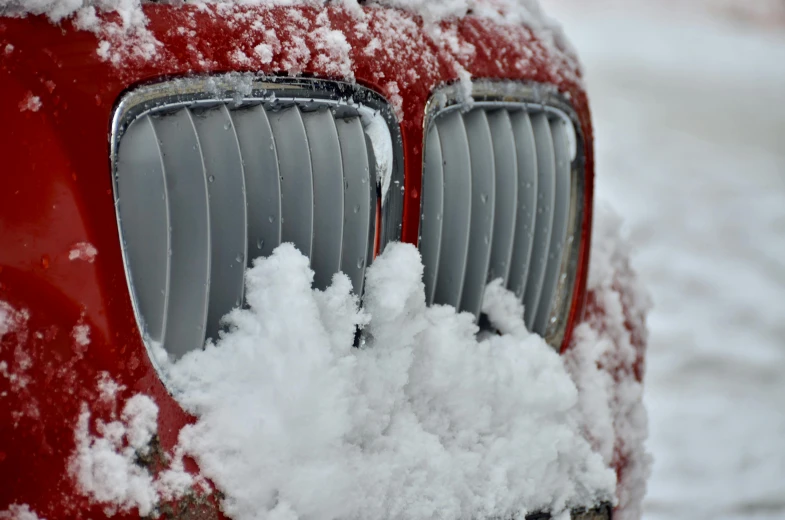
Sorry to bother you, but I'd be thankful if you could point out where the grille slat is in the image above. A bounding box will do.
[116,115,170,344]
[336,116,373,296]
[522,112,557,329]
[303,108,345,291]
[268,105,315,258]
[230,105,282,262]
[507,110,539,299]
[151,109,211,358]
[533,118,573,333]
[461,110,497,317]
[433,111,473,309]
[191,105,248,343]
[420,125,445,306]
[419,100,580,343]
[486,110,519,288]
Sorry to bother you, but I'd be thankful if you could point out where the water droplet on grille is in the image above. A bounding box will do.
[208,175,215,183]
[256,239,264,250]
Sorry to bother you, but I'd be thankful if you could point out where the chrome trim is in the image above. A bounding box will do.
[422,80,586,349]
[110,75,403,373]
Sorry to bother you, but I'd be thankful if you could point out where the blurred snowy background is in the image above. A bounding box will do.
[539,0,785,518]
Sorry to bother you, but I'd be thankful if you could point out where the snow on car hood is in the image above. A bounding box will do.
[0,0,574,83]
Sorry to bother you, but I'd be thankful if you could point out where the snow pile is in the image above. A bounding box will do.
[0,504,46,520]
[69,374,194,516]
[140,242,615,520]
[565,205,652,520]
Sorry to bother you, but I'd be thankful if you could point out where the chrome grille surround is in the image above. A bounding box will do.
[111,76,403,362]
[420,81,585,349]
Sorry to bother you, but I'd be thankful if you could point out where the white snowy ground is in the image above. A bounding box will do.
[541,1,785,518]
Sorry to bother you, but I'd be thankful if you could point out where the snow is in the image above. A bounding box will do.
[0,504,46,520]
[0,0,571,85]
[566,205,652,520]
[0,302,32,392]
[71,323,90,349]
[541,0,785,518]
[69,374,193,515]
[18,93,41,113]
[143,242,616,520]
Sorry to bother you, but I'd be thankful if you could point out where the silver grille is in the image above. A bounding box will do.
[112,77,402,359]
[419,83,583,345]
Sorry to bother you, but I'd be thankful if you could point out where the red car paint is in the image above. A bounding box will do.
[0,4,644,518]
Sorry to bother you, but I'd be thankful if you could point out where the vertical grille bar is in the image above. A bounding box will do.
[507,110,539,299]
[533,117,573,333]
[336,116,372,296]
[230,105,282,263]
[116,116,170,344]
[433,111,473,309]
[485,109,518,287]
[152,109,211,358]
[302,108,345,291]
[461,110,497,317]
[191,105,248,343]
[419,125,445,306]
[522,112,557,328]
[268,105,315,258]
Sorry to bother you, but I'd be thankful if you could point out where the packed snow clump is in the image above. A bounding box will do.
[68,374,194,515]
[142,242,615,520]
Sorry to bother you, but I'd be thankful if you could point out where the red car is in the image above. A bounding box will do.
[0,2,648,519]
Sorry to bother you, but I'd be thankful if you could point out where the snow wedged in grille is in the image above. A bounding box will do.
[115,92,385,359]
[419,103,576,341]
